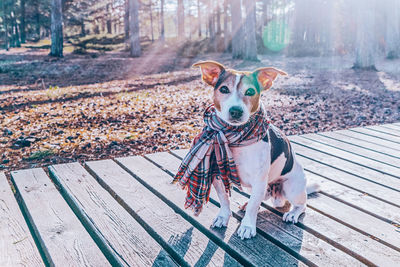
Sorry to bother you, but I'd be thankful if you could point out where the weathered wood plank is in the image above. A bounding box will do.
[147,152,366,266]
[116,156,305,267]
[10,168,110,266]
[295,154,400,208]
[48,163,178,267]
[170,151,400,266]
[290,142,400,192]
[335,129,400,152]
[307,194,400,251]
[85,159,241,267]
[350,127,400,144]
[303,133,400,167]
[366,125,400,137]
[0,172,44,267]
[290,135,400,180]
[318,131,400,160]
[381,123,400,131]
[305,170,400,223]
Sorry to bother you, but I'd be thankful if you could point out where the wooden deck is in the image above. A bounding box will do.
[1,123,400,266]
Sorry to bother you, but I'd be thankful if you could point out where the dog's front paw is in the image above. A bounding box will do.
[237,223,256,240]
[283,206,305,223]
[212,214,230,228]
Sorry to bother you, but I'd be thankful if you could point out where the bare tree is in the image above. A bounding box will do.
[385,0,400,59]
[50,0,63,57]
[177,0,184,39]
[223,0,230,50]
[353,0,376,70]
[20,0,26,43]
[34,0,40,40]
[231,0,244,59]
[2,0,8,50]
[149,0,154,42]
[160,0,165,41]
[129,0,141,57]
[244,0,258,60]
[124,0,129,41]
[197,0,201,37]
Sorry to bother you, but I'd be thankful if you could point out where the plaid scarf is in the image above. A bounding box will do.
[173,104,270,215]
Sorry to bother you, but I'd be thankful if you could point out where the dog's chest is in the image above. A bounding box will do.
[231,140,271,187]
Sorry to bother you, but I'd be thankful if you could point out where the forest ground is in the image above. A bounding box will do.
[1,42,400,171]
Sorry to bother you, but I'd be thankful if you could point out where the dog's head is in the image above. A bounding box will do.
[193,60,287,126]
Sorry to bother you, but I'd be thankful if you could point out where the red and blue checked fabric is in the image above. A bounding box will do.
[173,104,270,215]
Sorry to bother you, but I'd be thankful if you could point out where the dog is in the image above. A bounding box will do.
[192,60,318,240]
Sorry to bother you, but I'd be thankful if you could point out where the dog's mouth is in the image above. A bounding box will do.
[227,117,247,126]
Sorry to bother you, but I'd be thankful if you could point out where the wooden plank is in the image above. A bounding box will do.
[336,129,400,152]
[48,163,178,267]
[147,152,367,266]
[305,170,400,223]
[290,141,400,192]
[303,133,400,167]
[85,159,241,267]
[10,168,110,266]
[290,135,400,180]
[0,172,44,267]
[307,194,400,251]
[366,125,400,137]
[295,154,400,208]
[319,131,400,160]
[350,127,400,144]
[170,151,400,266]
[115,156,306,267]
[381,123,400,131]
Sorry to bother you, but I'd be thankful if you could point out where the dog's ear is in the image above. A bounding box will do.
[253,67,287,90]
[192,61,225,87]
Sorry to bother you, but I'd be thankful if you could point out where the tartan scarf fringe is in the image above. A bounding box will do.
[173,104,270,215]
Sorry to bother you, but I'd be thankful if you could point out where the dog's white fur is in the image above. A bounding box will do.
[210,73,315,240]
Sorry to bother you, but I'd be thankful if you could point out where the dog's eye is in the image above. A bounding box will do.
[219,86,230,94]
[245,88,256,96]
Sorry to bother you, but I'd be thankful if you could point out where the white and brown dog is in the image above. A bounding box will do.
[193,60,318,240]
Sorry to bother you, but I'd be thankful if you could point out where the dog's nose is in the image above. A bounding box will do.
[229,106,243,119]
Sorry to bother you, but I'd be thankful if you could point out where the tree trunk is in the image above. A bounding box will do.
[223,0,229,50]
[50,0,63,57]
[385,0,400,59]
[260,0,268,36]
[2,0,8,50]
[160,0,165,41]
[244,0,258,60]
[353,0,376,70]
[177,0,185,40]
[106,4,112,34]
[20,0,26,43]
[217,3,221,34]
[124,0,129,41]
[80,18,86,36]
[129,0,141,57]
[197,0,201,37]
[231,0,244,59]
[35,0,40,41]
[149,0,154,42]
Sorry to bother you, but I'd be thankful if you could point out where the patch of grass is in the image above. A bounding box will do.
[28,150,54,161]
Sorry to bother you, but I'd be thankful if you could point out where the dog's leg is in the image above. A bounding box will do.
[211,178,231,228]
[237,180,267,239]
[282,163,307,223]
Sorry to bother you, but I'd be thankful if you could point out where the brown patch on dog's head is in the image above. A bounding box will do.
[193,60,287,125]
[192,60,225,87]
[252,67,287,91]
